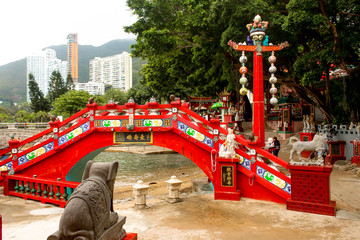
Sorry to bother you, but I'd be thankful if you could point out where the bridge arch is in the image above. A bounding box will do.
[1,101,294,208]
[4,102,217,185]
[33,129,215,184]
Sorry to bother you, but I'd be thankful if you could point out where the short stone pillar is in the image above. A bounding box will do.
[165,176,183,203]
[133,180,149,208]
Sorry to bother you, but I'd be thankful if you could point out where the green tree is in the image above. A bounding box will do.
[48,70,68,103]
[105,84,113,92]
[51,90,91,118]
[104,88,128,104]
[0,113,10,123]
[125,0,288,103]
[18,102,32,112]
[283,0,360,122]
[125,0,360,122]
[28,73,51,113]
[93,95,107,106]
[14,110,31,122]
[35,111,49,122]
[0,107,11,123]
[25,112,36,123]
[126,81,157,104]
[66,73,74,90]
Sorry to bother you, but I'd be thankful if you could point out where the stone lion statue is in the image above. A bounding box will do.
[48,161,126,240]
[289,134,327,165]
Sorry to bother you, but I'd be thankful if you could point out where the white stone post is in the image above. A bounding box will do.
[133,180,149,208]
[165,176,183,203]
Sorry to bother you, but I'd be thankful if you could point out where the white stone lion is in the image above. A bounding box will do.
[289,134,327,165]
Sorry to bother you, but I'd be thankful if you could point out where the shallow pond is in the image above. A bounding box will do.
[92,151,203,186]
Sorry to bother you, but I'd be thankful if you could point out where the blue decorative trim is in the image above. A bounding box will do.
[18,142,54,165]
[178,121,213,148]
[256,166,291,194]
[59,122,90,146]
[239,157,251,170]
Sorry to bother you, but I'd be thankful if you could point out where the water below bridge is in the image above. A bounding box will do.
[92,149,204,187]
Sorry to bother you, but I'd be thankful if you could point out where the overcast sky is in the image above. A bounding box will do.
[0,0,137,66]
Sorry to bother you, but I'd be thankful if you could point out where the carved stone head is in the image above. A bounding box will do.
[83,161,118,194]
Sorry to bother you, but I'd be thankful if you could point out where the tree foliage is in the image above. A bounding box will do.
[126,81,157,104]
[125,0,360,122]
[125,0,290,104]
[28,73,51,113]
[51,90,91,118]
[66,73,75,91]
[48,70,68,103]
[35,111,49,122]
[14,110,32,122]
[104,88,128,104]
[283,0,360,122]
[0,107,11,123]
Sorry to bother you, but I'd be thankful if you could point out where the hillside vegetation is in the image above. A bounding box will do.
[0,39,142,103]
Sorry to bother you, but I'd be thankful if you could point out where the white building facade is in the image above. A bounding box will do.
[26,49,67,102]
[75,82,105,96]
[89,52,132,91]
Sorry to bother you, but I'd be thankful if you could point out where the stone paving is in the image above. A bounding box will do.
[1,167,359,240]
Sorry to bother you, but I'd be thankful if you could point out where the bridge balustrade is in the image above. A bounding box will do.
[4,174,79,208]
[0,101,336,216]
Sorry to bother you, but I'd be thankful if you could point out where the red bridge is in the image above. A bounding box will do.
[0,100,335,216]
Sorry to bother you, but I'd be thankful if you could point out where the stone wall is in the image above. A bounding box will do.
[0,128,46,148]
[317,124,359,160]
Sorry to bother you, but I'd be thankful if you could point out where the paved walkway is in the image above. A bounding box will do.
[1,168,359,240]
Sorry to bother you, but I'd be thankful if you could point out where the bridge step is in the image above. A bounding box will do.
[214,190,241,201]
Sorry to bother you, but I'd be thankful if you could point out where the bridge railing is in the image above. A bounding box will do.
[1,101,290,194]
[176,103,290,168]
[171,102,291,194]
[5,174,79,207]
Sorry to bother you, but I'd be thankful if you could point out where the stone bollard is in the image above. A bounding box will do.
[133,180,149,208]
[165,176,183,203]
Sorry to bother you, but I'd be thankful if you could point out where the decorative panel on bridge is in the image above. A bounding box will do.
[59,122,90,146]
[94,119,172,128]
[18,142,54,166]
[256,166,291,195]
[221,165,234,187]
[0,161,12,171]
[177,121,213,148]
[114,132,153,144]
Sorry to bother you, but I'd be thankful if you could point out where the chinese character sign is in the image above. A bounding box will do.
[114,132,153,144]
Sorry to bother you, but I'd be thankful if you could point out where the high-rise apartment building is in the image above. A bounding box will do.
[89,52,132,91]
[67,33,78,83]
[26,49,67,102]
[75,82,105,95]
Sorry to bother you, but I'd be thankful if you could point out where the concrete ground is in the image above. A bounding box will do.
[1,168,360,240]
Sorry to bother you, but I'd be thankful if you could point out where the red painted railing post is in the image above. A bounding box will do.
[0,214,2,240]
[209,118,220,130]
[287,165,336,216]
[8,138,21,170]
[214,157,241,201]
[86,103,99,130]
[49,119,61,149]
[170,100,181,108]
